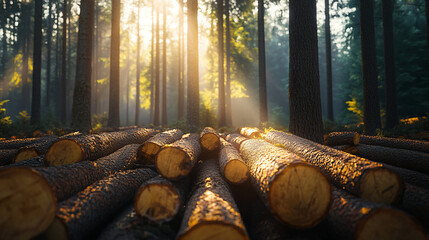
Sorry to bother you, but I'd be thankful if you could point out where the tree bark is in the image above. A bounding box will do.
[401,184,429,230]
[0,135,58,149]
[218,0,226,127]
[31,0,42,125]
[137,129,183,164]
[0,149,17,166]
[5,155,45,168]
[108,0,121,128]
[225,133,249,150]
[239,127,263,139]
[162,3,168,127]
[225,0,232,126]
[45,0,53,111]
[13,137,60,163]
[323,132,360,146]
[360,135,429,153]
[60,0,68,124]
[258,0,268,124]
[289,0,324,143]
[325,0,334,121]
[178,0,185,121]
[135,0,141,125]
[219,138,249,184]
[155,4,161,126]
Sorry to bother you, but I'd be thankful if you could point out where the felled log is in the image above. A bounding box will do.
[240,127,263,139]
[360,135,429,153]
[226,133,249,150]
[351,144,429,174]
[219,138,249,184]
[45,128,157,166]
[0,135,58,149]
[137,129,183,165]
[0,149,17,165]
[240,139,331,228]
[13,136,59,163]
[135,175,189,223]
[332,145,359,155]
[156,133,201,180]
[324,132,360,146]
[97,205,175,240]
[401,184,429,230]
[265,131,403,204]
[177,159,248,240]
[199,127,220,151]
[326,187,426,240]
[5,155,46,168]
[0,144,143,239]
[43,168,157,240]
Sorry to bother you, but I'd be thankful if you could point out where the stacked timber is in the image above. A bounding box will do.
[324,131,360,146]
[12,136,60,163]
[199,127,221,151]
[226,133,249,150]
[219,138,249,184]
[0,135,58,149]
[360,135,429,153]
[4,155,46,168]
[239,127,263,139]
[137,129,183,165]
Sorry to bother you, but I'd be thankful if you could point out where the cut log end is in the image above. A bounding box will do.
[42,217,68,240]
[45,139,83,166]
[13,148,40,163]
[353,133,360,145]
[138,142,161,164]
[135,183,181,222]
[200,133,220,151]
[359,168,403,204]
[224,159,249,184]
[356,208,426,240]
[269,164,331,229]
[178,223,248,240]
[156,147,189,179]
[0,167,57,239]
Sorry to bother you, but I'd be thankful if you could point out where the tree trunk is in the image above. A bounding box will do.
[218,0,226,127]
[382,0,398,129]
[323,131,360,146]
[219,138,249,184]
[187,0,199,131]
[60,0,68,124]
[12,137,60,163]
[0,149,17,166]
[137,129,183,164]
[258,0,268,124]
[108,0,120,128]
[239,127,263,139]
[22,16,30,112]
[178,0,185,120]
[225,133,249,150]
[45,0,53,112]
[150,1,155,124]
[71,0,95,131]
[325,0,334,121]
[426,0,429,72]
[162,3,168,127]
[359,135,429,153]
[94,2,100,115]
[155,4,161,126]
[5,155,45,168]
[360,0,381,135]
[225,0,232,126]
[126,32,130,125]
[289,0,324,143]
[135,0,141,125]
[31,0,42,125]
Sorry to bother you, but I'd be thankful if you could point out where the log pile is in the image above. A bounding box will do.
[0,127,428,240]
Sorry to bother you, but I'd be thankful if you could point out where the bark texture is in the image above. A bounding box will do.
[187,0,199,131]
[219,138,249,184]
[137,129,183,164]
[0,135,58,149]
[199,127,220,151]
[239,127,263,139]
[0,149,17,165]
[13,137,60,163]
[5,155,45,168]
[108,0,120,128]
[360,135,429,153]
[401,184,429,230]
[324,132,360,146]
[226,133,249,150]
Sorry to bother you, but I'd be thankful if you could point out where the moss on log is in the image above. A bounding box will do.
[239,127,263,139]
[324,132,360,146]
[265,130,403,204]
[219,138,249,184]
[360,135,429,154]
[46,128,157,166]
[199,127,220,151]
[225,133,249,150]
[137,129,183,165]
[240,139,331,228]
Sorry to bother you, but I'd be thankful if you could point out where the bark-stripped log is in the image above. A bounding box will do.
[360,135,429,153]
[326,187,426,240]
[324,132,360,146]
[43,169,157,240]
[46,128,157,166]
[265,131,403,204]
[226,133,249,150]
[156,133,201,180]
[219,138,249,184]
[135,175,189,223]
[177,159,248,240]
[240,139,331,228]
[13,137,59,163]
[0,149,17,165]
[239,127,263,139]
[352,144,429,174]
[401,184,429,230]
[6,155,46,168]
[137,129,183,165]
[0,135,58,149]
[0,144,143,239]
[199,127,220,151]
[97,205,175,240]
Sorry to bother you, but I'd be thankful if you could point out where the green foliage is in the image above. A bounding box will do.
[0,100,13,137]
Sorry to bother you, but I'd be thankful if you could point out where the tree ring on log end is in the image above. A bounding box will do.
[46,139,83,166]
[224,160,249,184]
[156,147,189,179]
[200,133,220,151]
[269,164,331,228]
[356,208,426,240]
[178,222,248,240]
[359,167,403,204]
[135,183,181,222]
[13,148,40,163]
[0,167,57,239]
[139,142,161,163]
[42,217,68,240]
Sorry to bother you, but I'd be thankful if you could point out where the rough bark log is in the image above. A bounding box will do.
[326,187,426,240]
[199,127,220,151]
[0,135,58,149]
[219,138,249,184]
[0,144,143,239]
[97,205,175,240]
[46,128,157,166]
[137,129,183,165]
[401,184,429,230]
[5,155,46,168]
[324,132,360,146]
[226,133,249,150]
[239,127,263,139]
[13,137,60,163]
[0,149,17,165]
[42,168,157,240]
[135,175,190,223]
[240,139,331,228]
[265,130,403,204]
[156,133,201,180]
[360,135,429,154]
[177,159,248,240]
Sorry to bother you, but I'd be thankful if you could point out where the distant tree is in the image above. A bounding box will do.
[218,0,226,127]
[162,3,167,126]
[60,0,68,124]
[426,0,429,71]
[31,0,42,124]
[325,0,334,121]
[187,0,200,131]
[178,0,185,121]
[155,4,160,126]
[126,31,130,125]
[71,0,95,131]
[382,0,398,129]
[108,0,120,128]
[258,0,268,124]
[289,0,323,143]
[21,3,31,112]
[135,0,141,125]
[225,0,232,126]
[45,0,53,112]
[360,0,381,135]
[150,1,155,124]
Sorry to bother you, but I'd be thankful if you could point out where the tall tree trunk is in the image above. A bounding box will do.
[60,0,68,124]
[71,0,95,131]
[135,0,141,126]
[45,0,53,112]
[55,5,60,117]
[155,4,161,126]
[31,0,43,125]
[382,0,398,129]
[225,0,232,126]
[187,0,199,131]
[162,3,167,127]
[426,0,429,71]
[22,4,30,112]
[91,1,98,118]
[150,2,155,124]
[126,32,130,125]
[108,0,120,128]
[178,0,184,121]
[360,0,381,135]
[258,0,268,124]
[94,1,100,115]
[289,0,324,144]
[218,0,226,127]
[325,0,334,121]
[67,1,72,122]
